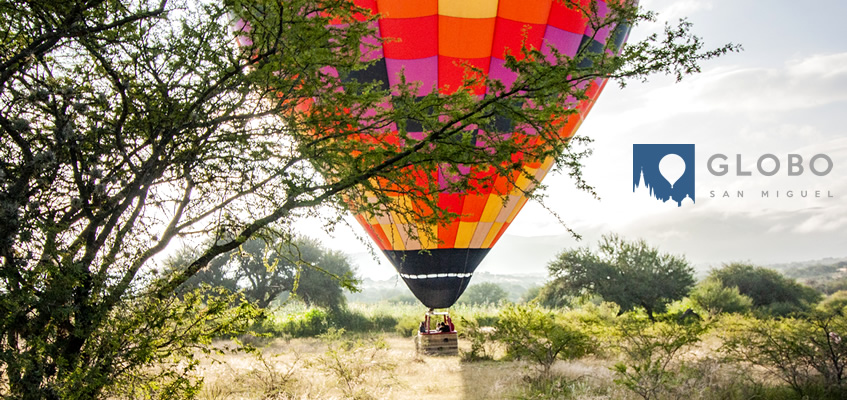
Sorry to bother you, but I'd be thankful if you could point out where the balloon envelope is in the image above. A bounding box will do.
[326,0,633,308]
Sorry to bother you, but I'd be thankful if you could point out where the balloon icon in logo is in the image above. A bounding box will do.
[659,154,685,188]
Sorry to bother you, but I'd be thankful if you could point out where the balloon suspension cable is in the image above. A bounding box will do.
[421,308,455,334]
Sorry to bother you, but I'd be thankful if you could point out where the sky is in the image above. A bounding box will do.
[301,0,847,280]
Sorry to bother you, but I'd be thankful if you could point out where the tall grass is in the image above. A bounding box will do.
[261,302,504,338]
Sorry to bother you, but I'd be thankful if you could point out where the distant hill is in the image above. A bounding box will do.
[768,256,847,275]
[766,257,847,294]
[345,271,547,304]
[344,256,847,304]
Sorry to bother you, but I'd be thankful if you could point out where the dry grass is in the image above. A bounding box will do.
[194,336,549,400]
[194,332,779,400]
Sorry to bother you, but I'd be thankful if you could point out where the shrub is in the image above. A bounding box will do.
[720,313,847,399]
[473,313,499,327]
[309,328,397,399]
[689,278,753,317]
[393,314,424,337]
[271,308,330,337]
[612,316,705,400]
[459,317,498,361]
[495,304,592,376]
[818,290,847,314]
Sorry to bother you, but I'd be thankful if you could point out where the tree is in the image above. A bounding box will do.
[710,263,821,316]
[0,0,737,396]
[520,285,543,304]
[459,282,509,305]
[172,236,357,310]
[545,234,695,321]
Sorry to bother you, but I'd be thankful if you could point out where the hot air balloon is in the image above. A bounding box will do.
[235,0,633,315]
[325,0,633,310]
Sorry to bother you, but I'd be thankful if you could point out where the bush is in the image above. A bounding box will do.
[459,317,499,361]
[394,315,422,337]
[690,278,753,317]
[495,304,592,376]
[720,313,847,399]
[265,305,404,337]
[309,328,397,400]
[327,309,373,332]
[818,290,847,314]
[270,308,330,337]
[473,313,499,327]
[612,316,706,400]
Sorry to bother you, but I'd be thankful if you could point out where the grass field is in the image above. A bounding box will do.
[188,302,843,400]
[195,335,627,400]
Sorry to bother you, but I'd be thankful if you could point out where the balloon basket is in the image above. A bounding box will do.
[415,332,458,356]
[415,309,458,356]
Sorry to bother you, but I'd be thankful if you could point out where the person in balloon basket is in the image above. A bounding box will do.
[437,322,451,333]
[419,321,427,334]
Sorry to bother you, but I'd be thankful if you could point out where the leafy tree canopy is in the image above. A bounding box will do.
[709,263,821,316]
[171,235,357,310]
[545,234,695,321]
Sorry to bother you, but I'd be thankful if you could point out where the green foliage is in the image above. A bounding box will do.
[393,314,423,337]
[520,285,543,304]
[689,278,753,317]
[1,0,380,394]
[720,313,847,399]
[174,236,358,310]
[473,313,500,327]
[612,317,706,400]
[263,304,403,338]
[818,290,847,314]
[534,279,576,309]
[459,316,500,362]
[495,304,592,376]
[269,308,331,338]
[92,287,264,399]
[293,245,359,311]
[383,293,420,304]
[710,263,821,316]
[546,234,695,321]
[458,282,510,305]
[329,308,398,334]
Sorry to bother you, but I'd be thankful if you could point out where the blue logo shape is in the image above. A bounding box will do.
[633,144,695,207]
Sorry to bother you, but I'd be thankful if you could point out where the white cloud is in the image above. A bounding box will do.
[634,0,714,37]
[794,211,847,234]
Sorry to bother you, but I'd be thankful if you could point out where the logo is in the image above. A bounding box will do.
[633,144,695,207]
